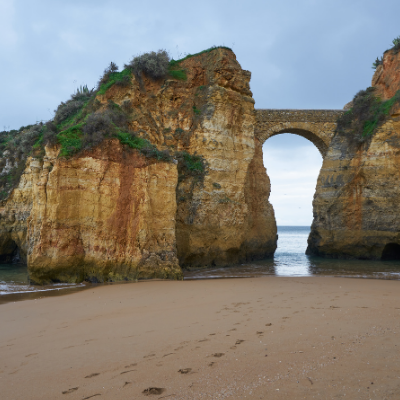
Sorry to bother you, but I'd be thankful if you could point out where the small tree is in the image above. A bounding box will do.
[372,56,383,69]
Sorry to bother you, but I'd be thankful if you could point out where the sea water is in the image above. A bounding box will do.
[1,227,399,299]
[184,226,400,280]
[0,262,85,298]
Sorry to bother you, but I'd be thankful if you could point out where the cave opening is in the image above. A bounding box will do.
[0,237,24,264]
[262,133,323,256]
[381,243,400,260]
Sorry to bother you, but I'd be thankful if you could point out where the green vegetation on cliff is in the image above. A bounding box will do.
[336,87,400,141]
[373,35,400,69]
[0,47,226,200]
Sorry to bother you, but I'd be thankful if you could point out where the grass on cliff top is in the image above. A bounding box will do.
[97,68,132,95]
[167,46,232,81]
[336,87,400,140]
[0,47,216,201]
[169,46,232,67]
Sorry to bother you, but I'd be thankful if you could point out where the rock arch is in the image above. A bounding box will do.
[255,109,343,157]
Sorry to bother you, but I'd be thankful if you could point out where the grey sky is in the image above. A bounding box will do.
[1,0,399,225]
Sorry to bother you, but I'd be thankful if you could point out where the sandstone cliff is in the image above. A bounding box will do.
[0,48,277,283]
[307,47,400,260]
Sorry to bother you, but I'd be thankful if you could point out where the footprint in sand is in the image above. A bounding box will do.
[256,331,263,335]
[212,353,225,358]
[178,368,192,374]
[62,387,78,395]
[198,339,209,342]
[123,382,131,387]
[143,353,156,359]
[235,340,244,345]
[208,362,216,367]
[265,323,272,326]
[120,369,136,375]
[83,395,101,399]
[125,363,137,368]
[143,387,165,396]
[85,373,100,378]
[25,353,38,357]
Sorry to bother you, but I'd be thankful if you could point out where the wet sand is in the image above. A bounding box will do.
[1,276,399,399]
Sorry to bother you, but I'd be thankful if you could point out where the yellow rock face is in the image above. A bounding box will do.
[100,48,277,269]
[308,48,400,260]
[0,48,277,282]
[308,107,400,259]
[25,140,181,283]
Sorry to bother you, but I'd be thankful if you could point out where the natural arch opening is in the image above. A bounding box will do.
[262,133,323,226]
[262,133,322,268]
[381,243,400,260]
[265,128,328,158]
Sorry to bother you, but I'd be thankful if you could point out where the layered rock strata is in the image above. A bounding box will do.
[0,48,277,282]
[307,48,400,259]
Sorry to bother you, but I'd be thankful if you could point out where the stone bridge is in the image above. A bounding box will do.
[255,109,344,157]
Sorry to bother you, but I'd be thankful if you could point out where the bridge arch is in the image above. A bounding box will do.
[255,109,343,158]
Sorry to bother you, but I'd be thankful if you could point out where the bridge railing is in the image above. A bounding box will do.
[255,109,344,123]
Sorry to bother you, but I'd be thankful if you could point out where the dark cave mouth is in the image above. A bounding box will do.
[381,243,400,261]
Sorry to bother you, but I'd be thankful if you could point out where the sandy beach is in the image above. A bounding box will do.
[1,276,399,399]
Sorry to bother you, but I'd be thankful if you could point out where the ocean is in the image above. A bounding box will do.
[1,226,400,300]
[184,226,400,280]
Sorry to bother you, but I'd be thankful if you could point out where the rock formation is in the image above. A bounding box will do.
[0,48,277,283]
[307,47,400,260]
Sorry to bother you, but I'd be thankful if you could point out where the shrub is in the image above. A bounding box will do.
[97,62,119,88]
[140,146,172,161]
[336,87,400,140]
[193,106,201,115]
[42,121,58,146]
[54,100,84,126]
[71,85,95,101]
[81,113,115,149]
[54,85,94,126]
[372,56,383,69]
[0,124,44,200]
[125,50,170,80]
[392,36,400,52]
[176,151,206,182]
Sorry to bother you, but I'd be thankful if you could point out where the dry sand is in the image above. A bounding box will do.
[0,276,399,399]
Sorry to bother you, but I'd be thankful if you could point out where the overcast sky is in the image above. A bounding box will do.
[1,0,399,225]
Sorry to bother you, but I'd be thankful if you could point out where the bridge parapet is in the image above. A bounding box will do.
[254,109,344,157]
[256,109,343,123]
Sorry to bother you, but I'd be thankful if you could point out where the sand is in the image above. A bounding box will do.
[0,276,399,399]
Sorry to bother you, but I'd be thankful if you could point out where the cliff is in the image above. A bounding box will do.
[0,48,277,283]
[307,47,400,260]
